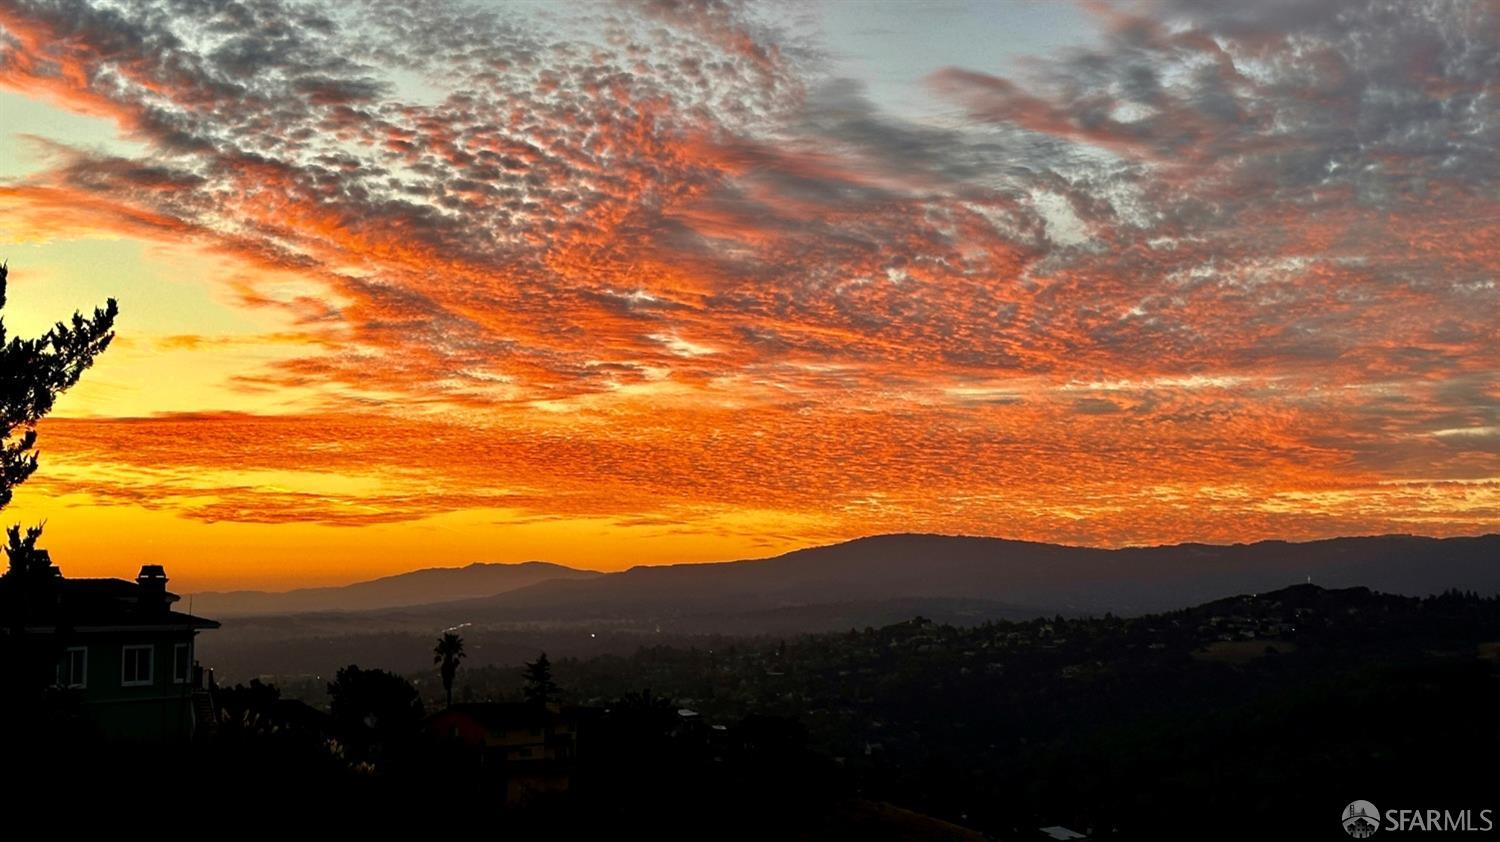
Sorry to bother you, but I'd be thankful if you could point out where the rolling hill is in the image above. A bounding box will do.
[403,532,1500,623]
[189,560,601,616]
[195,532,1500,681]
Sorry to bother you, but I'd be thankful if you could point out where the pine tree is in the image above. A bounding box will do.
[522,651,560,705]
[0,260,117,570]
[0,260,116,714]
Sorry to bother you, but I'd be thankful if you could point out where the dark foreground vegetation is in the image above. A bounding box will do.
[11,583,1500,838]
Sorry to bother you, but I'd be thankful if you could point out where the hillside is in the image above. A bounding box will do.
[400,532,1500,623]
[206,581,1500,836]
[196,532,1500,681]
[480,582,1500,837]
[190,561,601,616]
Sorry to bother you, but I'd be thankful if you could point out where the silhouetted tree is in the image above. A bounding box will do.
[3,522,46,577]
[618,686,675,714]
[327,664,425,762]
[0,261,117,525]
[0,261,115,724]
[522,651,560,705]
[218,677,282,733]
[613,687,676,738]
[433,631,465,708]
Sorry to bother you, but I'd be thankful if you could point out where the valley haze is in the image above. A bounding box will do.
[195,532,1500,682]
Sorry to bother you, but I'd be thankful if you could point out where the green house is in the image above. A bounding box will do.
[1,559,219,741]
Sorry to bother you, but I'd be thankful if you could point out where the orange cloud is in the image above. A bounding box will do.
[1,0,1497,585]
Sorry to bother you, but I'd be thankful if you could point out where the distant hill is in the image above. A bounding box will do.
[409,532,1500,624]
[196,532,1500,680]
[190,561,601,616]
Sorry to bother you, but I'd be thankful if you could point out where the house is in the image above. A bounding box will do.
[428,702,588,803]
[1345,815,1378,839]
[1343,805,1380,840]
[0,557,219,741]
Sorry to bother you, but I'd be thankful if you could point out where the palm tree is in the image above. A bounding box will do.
[433,631,465,708]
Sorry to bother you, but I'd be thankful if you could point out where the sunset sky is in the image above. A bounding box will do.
[1,0,1497,591]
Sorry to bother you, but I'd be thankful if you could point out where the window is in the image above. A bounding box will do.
[172,643,190,684]
[57,647,87,689]
[122,645,153,686]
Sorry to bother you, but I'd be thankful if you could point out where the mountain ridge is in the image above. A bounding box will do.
[191,560,602,616]
[194,532,1500,682]
[416,531,1500,620]
[191,531,1500,621]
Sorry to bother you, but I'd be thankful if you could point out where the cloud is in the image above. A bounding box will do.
[1,0,1497,544]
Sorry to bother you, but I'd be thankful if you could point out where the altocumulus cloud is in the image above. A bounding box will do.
[0,0,1497,543]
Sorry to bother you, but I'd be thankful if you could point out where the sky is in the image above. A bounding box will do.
[0,0,1497,591]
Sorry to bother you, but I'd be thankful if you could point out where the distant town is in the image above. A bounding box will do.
[9,549,1498,836]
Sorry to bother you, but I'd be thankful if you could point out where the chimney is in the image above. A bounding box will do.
[137,564,169,613]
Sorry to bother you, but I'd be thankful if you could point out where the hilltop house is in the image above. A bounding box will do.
[0,557,219,741]
[428,702,587,803]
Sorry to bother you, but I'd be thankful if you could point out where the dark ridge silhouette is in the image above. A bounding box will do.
[408,532,1500,623]
[190,560,601,616]
[195,532,1500,682]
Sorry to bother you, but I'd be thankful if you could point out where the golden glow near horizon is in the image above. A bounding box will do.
[1,2,1497,591]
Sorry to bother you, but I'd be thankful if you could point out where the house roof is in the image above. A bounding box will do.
[0,569,219,631]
